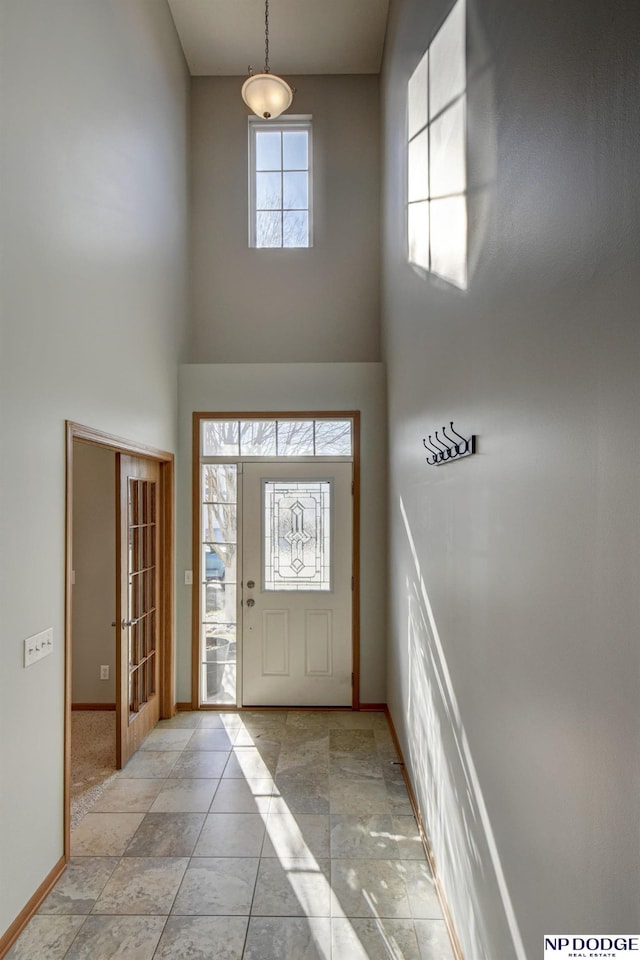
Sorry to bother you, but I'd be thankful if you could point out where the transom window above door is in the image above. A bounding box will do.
[201,418,353,458]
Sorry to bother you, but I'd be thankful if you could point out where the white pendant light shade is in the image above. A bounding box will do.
[242,72,293,120]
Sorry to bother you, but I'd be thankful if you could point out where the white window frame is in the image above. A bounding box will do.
[248,115,313,249]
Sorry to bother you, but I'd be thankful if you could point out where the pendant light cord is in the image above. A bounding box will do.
[264,0,270,73]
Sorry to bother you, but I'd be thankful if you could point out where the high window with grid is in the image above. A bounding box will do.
[249,116,312,248]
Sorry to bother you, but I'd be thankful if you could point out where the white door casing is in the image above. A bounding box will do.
[241,462,353,706]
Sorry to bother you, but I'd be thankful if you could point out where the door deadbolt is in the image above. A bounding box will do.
[247,580,255,589]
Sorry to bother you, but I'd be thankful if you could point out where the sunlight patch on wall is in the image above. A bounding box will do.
[407,0,468,289]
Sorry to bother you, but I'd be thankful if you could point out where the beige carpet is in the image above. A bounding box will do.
[70,711,117,829]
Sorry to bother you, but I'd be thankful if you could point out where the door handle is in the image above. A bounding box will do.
[246,598,255,607]
[112,618,139,628]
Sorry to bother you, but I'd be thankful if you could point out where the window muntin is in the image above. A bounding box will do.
[201,418,353,459]
[249,117,312,248]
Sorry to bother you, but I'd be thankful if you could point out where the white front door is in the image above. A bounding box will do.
[241,462,353,706]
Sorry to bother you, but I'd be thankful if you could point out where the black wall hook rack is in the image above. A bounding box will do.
[423,422,476,466]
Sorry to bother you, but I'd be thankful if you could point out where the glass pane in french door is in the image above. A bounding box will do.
[128,477,157,719]
[201,464,237,704]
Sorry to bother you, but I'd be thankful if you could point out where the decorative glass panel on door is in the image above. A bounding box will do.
[264,480,331,591]
[201,464,237,704]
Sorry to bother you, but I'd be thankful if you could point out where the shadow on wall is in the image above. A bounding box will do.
[399,497,526,960]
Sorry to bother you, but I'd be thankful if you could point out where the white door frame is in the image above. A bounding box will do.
[191,411,361,710]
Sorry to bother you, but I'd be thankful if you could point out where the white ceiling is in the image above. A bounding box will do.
[167,0,390,76]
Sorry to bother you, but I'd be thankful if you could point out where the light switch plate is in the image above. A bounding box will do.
[185,570,193,585]
[24,628,53,667]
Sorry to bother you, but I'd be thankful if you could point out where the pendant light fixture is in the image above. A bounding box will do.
[241,0,293,120]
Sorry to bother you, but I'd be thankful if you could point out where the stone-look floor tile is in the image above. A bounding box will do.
[330,755,383,782]
[138,728,194,751]
[234,728,283,749]
[329,729,378,756]
[210,778,274,814]
[394,816,427,860]
[171,857,259,915]
[276,739,329,776]
[154,916,248,960]
[198,713,228,728]
[124,813,205,857]
[251,858,332,917]
[330,859,412,918]
[403,861,442,919]
[330,815,398,859]
[91,779,164,813]
[332,917,422,959]
[328,711,387,730]
[91,857,188,915]
[262,813,330,859]
[244,917,331,960]
[385,778,414,815]
[170,750,229,779]
[63,915,165,960]
[71,813,145,856]
[116,750,181,779]
[149,778,218,813]
[39,859,118,914]
[155,712,202,729]
[286,711,330,731]
[271,771,330,814]
[330,778,391,815]
[415,919,456,959]
[185,729,237,751]
[223,747,279,779]
[194,813,266,857]
[5,915,85,959]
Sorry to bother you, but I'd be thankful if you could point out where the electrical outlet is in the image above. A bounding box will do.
[185,570,193,585]
[24,628,53,667]
[100,665,109,680]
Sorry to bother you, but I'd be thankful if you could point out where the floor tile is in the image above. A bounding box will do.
[332,917,422,959]
[116,751,181,779]
[171,857,259,915]
[330,859,412,918]
[149,778,218,813]
[138,728,194,751]
[330,755,383,782]
[262,813,330,859]
[402,861,442,919]
[91,779,164,813]
[62,915,165,960]
[91,857,188,914]
[244,916,331,960]
[170,750,229,779]
[330,814,398,859]
[329,729,377,756]
[276,739,329,776]
[329,711,387,730]
[223,747,279,778]
[155,712,202,729]
[330,778,391,815]
[394,815,427,860]
[39,859,118,915]
[197,713,228,728]
[71,813,145,856]
[210,777,274,813]
[193,813,266,857]
[271,776,330,815]
[124,813,205,857]
[153,916,248,960]
[414,919,456,959]
[385,778,414,815]
[185,729,237,751]
[251,858,332,917]
[5,915,85,959]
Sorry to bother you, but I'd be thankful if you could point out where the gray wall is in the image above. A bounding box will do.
[0,0,189,937]
[190,75,381,363]
[381,0,640,957]
[176,363,387,706]
[72,443,116,704]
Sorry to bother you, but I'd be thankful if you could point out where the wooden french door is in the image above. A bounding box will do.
[116,455,160,767]
[241,462,353,706]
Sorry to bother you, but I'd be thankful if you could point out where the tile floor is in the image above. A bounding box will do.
[8,710,454,960]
